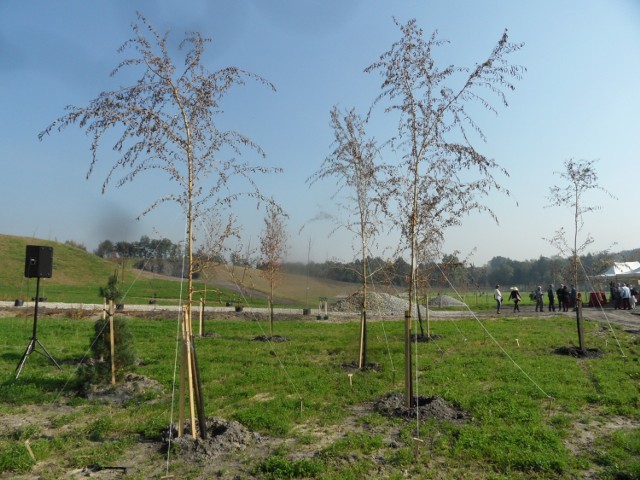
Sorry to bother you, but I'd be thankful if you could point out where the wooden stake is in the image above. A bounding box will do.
[576,298,585,353]
[358,310,366,369]
[178,307,186,437]
[184,308,197,436]
[198,298,204,337]
[404,310,413,408]
[413,437,424,458]
[24,440,36,461]
[109,300,116,386]
[190,338,207,439]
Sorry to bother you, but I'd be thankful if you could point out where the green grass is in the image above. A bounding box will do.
[1,313,640,478]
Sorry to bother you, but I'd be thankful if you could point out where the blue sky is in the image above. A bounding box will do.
[1,0,638,266]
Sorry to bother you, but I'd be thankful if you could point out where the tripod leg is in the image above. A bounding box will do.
[15,276,61,377]
[35,338,62,370]
[15,338,37,379]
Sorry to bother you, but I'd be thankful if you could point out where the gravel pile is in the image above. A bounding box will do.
[330,292,426,316]
[428,294,467,307]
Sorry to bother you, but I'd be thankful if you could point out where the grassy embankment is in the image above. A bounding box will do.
[0,235,360,308]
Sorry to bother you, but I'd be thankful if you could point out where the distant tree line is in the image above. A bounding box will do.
[282,249,640,292]
[281,250,640,292]
[94,236,185,277]
[93,235,639,291]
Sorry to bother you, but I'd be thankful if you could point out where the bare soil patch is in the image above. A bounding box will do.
[81,373,164,403]
[562,411,640,479]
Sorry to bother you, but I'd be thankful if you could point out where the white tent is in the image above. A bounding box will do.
[616,266,640,281]
[594,262,640,278]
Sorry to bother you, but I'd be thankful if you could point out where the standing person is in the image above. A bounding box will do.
[547,284,556,312]
[621,283,632,310]
[494,284,503,314]
[556,284,565,312]
[630,285,638,309]
[612,283,622,310]
[534,286,544,312]
[509,287,521,312]
[561,284,570,311]
[569,284,577,311]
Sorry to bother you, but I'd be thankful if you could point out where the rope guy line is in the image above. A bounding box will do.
[578,257,626,358]
[165,229,189,477]
[223,265,305,404]
[433,263,554,401]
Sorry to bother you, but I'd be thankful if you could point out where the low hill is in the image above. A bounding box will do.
[199,264,363,306]
[0,235,363,306]
[0,235,123,303]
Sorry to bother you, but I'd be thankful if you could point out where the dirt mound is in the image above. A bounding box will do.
[163,417,262,461]
[374,393,469,422]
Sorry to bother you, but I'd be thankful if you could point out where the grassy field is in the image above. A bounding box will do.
[1,312,639,479]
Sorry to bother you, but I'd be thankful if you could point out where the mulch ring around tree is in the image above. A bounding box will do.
[340,361,382,372]
[253,335,289,342]
[553,346,604,358]
[374,392,470,423]
[162,417,262,461]
[413,333,444,343]
[200,332,221,338]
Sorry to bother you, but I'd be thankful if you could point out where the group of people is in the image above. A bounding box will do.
[493,283,578,314]
[611,282,638,310]
[545,284,577,312]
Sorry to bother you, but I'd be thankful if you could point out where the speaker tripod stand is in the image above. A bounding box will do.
[15,276,61,379]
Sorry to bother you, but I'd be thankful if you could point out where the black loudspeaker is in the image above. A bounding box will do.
[24,245,53,278]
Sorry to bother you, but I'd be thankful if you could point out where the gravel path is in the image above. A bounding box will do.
[2,298,639,329]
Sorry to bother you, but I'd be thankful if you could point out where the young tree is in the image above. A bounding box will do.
[39,12,279,438]
[307,106,386,368]
[365,18,524,406]
[99,270,123,305]
[546,158,616,290]
[545,158,616,350]
[259,204,289,337]
[39,12,278,315]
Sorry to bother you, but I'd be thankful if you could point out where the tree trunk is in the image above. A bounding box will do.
[415,280,425,338]
[358,309,367,368]
[404,310,413,407]
[576,297,585,352]
[269,282,275,337]
[358,242,368,369]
